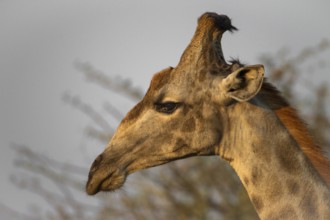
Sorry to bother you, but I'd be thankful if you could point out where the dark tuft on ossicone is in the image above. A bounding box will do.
[229,58,245,67]
[199,12,238,33]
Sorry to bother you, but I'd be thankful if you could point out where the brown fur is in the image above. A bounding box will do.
[148,67,173,94]
[260,81,330,186]
[122,67,173,124]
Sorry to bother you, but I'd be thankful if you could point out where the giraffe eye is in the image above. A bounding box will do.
[154,102,180,114]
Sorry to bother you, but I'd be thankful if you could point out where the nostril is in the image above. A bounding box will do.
[90,154,103,173]
[95,154,103,163]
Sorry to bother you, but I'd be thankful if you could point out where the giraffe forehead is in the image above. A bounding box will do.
[146,70,193,101]
[149,68,172,91]
[146,61,236,101]
[145,64,233,105]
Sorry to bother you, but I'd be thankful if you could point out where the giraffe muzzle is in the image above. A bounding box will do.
[86,152,127,195]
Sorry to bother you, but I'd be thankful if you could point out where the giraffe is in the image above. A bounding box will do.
[86,13,330,219]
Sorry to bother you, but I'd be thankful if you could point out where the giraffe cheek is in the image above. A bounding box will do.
[180,116,196,133]
[173,138,189,152]
[188,128,221,154]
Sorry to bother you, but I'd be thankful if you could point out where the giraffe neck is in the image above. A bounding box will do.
[218,101,330,220]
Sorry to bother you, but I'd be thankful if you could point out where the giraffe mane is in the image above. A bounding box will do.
[259,81,330,186]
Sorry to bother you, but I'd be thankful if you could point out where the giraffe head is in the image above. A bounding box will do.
[86,13,264,195]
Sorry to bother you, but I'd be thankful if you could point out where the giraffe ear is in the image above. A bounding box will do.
[221,65,264,102]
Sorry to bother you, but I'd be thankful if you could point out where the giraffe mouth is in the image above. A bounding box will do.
[86,153,128,195]
[86,168,127,195]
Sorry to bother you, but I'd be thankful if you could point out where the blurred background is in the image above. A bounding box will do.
[1,0,330,219]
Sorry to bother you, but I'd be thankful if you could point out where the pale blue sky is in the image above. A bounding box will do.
[1,0,330,216]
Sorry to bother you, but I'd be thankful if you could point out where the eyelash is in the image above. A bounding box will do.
[154,102,180,114]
